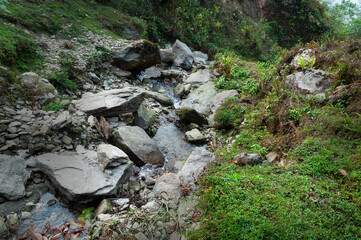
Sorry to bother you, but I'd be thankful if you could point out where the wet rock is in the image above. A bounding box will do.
[233,153,263,166]
[0,155,30,200]
[95,199,113,217]
[178,148,215,188]
[209,90,239,126]
[113,126,165,166]
[180,82,217,117]
[174,83,185,98]
[6,213,19,232]
[0,217,9,239]
[175,107,208,126]
[153,173,182,199]
[73,88,145,117]
[172,40,194,70]
[161,69,184,79]
[185,129,207,144]
[142,89,173,106]
[134,102,157,133]
[18,72,58,105]
[160,49,174,64]
[112,40,161,71]
[286,69,333,95]
[184,69,211,86]
[97,143,130,169]
[35,151,133,202]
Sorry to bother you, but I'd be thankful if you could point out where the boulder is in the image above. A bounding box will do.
[95,199,113,217]
[180,82,217,116]
[113,126,165,166]
[161,70,184,79]
[233,153,263,166]
[185,129,207,144]
[193,51,208,65]
[134,102,157,134]
[153,173,182,199]
[0,155,30,200]
[141,89,173,106]
[140,66,162,79]
[290,49,314,69]
[174,83,185,98]
[112,40,161,71]
[73,88,145,116]
[160,49,174,64]
[184,69,211,86]
[51,111,72,130]
[286,69,333,95]
[97,143,130,169]
[175,107,208,126]
[172,40,194,70]
[209,90,239,126]
[178,148,215,187]
[35,151,133,202]
[19,72,58,105]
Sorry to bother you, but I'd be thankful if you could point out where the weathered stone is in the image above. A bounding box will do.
[97,144,130,169]
[266,152,279,164]
[286,69,333,95]
[160,49,174,64]
[233,153,263,166]
[113,198,129,210]
[73,88,145,116]
[52,111,72,130]
[134,102,157,132]
[95,199,113,217]
[112,40,161,71]
[174,84,185,98]
[166,159,185,173]
[18,72,58,105]
[21,212,32,220]
[178,148,215,187]
[62,135,72,145]
[209,90,239,126]
[6,213,19,232]
[0,155,30,200]
[170,232,182,240]
[290,49,314,69]
[193,51,208,65]
[113,126,165,166]
[172,40,194,70]
[185,129,207,144]
[153,173,182,199]
[164,221,177,234]
[135,232,149,240]
[142,90,173,106]
[35,151,133,202]
[0,217,9,239]
[175,107,208,126]
[184,69,211,86]
[161,70,184,79]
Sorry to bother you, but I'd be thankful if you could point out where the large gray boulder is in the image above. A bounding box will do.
[35,151,133,202]
[180,82,217,117]
[0,155,30,201]
[97,143,130,169]
[172,40,194,70]
[19,72,58,105]
[286,69,333,95]
[113,126,165,166]
[178,148,215,188]
[184,69,211,86]
[112,40,161,71]
[73,88,145,116]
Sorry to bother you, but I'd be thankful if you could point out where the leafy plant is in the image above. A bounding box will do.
[78,207,94,220]
[44,102,64,113]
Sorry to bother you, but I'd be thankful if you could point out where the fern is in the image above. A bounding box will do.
[299,57,306,69]
[309,54,316,68]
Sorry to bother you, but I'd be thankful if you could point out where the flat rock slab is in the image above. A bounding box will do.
[113,126,165,166]
[0,155,30,201]
[184,69,211,86]
[35,151,133,202]
[73,88,145,116]
[153,173,182,199]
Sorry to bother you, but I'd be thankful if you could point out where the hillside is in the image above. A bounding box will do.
[0,0,360,240]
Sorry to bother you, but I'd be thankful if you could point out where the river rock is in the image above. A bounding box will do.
[18,72,58,105]
[113,126,165,166]
[184,69,211,86]
[0,217,9,239]
[180,82,217,116]
[95,199,113,217]
[160,49,174,64]
[193,51,208,65]
[178,148,215,188]
[172,40,194,70]
[161,70,184,79]
[73,88,145,116]
[112,40,161,71]
[233,153,263,166]
[286,69,333,95]
[35,151,133,202]
[6,213,19,232]
[97,143,130,169]
[209,90,239,126]
[134,102,157,134]
[175,107,208,126]
[153,173,182,199]
[141,89,173,106]
[185,129,207,144]
[0,155,30,200]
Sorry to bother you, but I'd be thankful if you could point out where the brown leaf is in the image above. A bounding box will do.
[100,116,109,140]
[339,169,347,177]
[50,233,62,240]
[30,231,43,240]
[64,231,72,240]
[309,194,318,203]
[94,117,105,139]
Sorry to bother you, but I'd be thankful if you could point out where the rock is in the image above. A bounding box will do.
[135,232,149,240]
[174,84,185,98]
[193,51,208,65]
[19,72,58,105]
[95,199,113,217]
[112,40,161,71]
[153,173,182,199]
[128,180,141,193]
[112,69,132,78]
[177,197,197,228]
[140,66,162,79]
[6,213,19,232]
[161,70,184,79]
[233,153,263,166]
[113,126,165,166]
[184,69,211,86]
[113,198,129,210]
[180,82,217,117]
[97,144,130,169]
[0,155,30,200]
[52,111,72,130]
[35,151,133,202]
[134,102,157,133]
[164,222,177,234]
[88,72,101,84]
[170,232,182,240]
[266,152,279,164]
[0,217,9,239]
[62,135,72,145]
[142,89,173,106]
[141,200,160,212]
[185,129,207,144]
[160,49,174,64]
[166,159,185,173]
[290,49,314,69]
[21,212,32,220]
[73,88,145,116]
[209,90,239,126]
[122,26,141,40]
[286,69,333,95]
[178,148,215,187]
[172,40,194,70]
[175,107,208,126]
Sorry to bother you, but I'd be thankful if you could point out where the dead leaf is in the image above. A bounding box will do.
[64,231,72,240]
[339,169,347,177]
[309,194,318,203]
[30,231,43,240]
[49,233,62,240]
[94,117,105,139]
[100,116,109,140]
